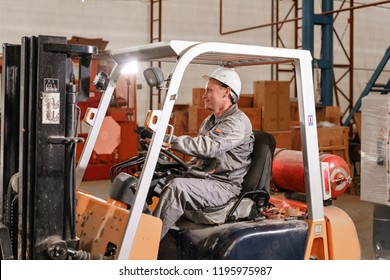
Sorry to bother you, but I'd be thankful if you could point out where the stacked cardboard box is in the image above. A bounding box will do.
[291,101,341,126]
[254,81,292,149]
[290,105,351,171]
[315,106,348,167]
[171,104,190,137]
[187,88,206,133]
[238,94,262,131]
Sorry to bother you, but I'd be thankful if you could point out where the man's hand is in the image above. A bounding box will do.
[161,141,172,149]
[140,128,154,140]
[140,128,173,149]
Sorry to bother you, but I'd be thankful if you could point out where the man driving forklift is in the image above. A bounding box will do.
[151,68,255,239]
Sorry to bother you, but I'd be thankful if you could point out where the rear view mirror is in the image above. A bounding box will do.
[93,71,109,92]
[143,67,164,89]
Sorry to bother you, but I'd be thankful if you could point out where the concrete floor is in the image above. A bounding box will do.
[80,180,376,260]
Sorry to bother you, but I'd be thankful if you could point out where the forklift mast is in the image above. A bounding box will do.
[0,35,97,260]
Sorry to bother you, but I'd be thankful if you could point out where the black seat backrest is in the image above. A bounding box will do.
[183,131,276,225]
[241,131,276,195]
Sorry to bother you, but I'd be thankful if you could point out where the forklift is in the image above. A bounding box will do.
[1,36,361,260]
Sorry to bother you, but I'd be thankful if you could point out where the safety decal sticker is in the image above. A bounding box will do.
[308,114,314,126]
[42,78,60,124]
[42,91,60,124]
[44,78,59,93]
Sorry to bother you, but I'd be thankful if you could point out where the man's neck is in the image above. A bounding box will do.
[213,103,233,118]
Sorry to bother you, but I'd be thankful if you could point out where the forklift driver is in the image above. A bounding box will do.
[152,68,255,239]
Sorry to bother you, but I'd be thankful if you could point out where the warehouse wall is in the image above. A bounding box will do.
[1,0,389,125]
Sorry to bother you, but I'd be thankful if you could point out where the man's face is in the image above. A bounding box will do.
[202,78,230,114]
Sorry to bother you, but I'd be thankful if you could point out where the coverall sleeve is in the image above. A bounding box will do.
[169,117,248,159]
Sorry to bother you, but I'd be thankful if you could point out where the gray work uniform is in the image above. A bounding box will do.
[153,104,254,238]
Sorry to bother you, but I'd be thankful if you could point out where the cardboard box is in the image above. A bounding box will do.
[241,107,261,131]
[291,125,351,174]
[317,126,349,150]
[290,126,302,151]
[290,99,299,122]
[254,81,290,131]
[172,110,189,136]
[188,106,210,132]
[291,126,349,152]
[354,111,362,141]
[192,88,204,106]
[238,94,254,108]
[290,102,341,126]
[316,106,341,125]
[270,130,292,149]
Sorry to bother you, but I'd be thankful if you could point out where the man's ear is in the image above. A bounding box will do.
[224,87,231,97]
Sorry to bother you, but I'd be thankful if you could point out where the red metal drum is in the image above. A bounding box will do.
[272,148,351,199]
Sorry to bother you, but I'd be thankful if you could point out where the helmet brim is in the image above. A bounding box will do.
[202,74,212,80]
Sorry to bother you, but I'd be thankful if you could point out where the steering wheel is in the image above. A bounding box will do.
[160,147,189,171]
[139,139,188,171]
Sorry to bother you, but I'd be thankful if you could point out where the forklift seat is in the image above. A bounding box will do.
[184,130,276,225]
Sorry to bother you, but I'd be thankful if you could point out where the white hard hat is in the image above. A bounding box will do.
[203,68,241,103]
